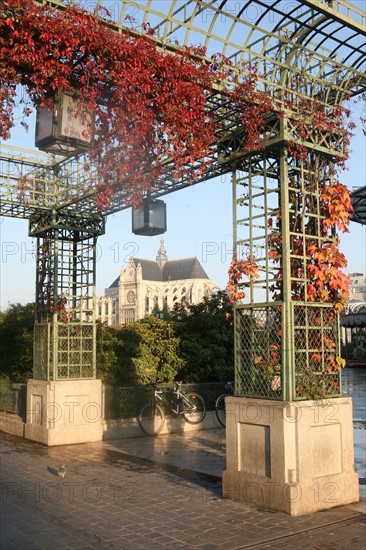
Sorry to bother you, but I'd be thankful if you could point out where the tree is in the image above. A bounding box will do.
[0,299,233,386]
[98,295,235,386]
[151,303,172,321]
[171,291,234,382]
[108,316,184,386]
[95,321,118,382]
[0,302,35,382]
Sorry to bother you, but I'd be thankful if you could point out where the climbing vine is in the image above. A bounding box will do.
[1,0,272,209]
[227,256,260,304]
[229,99,355,310]
[1,0,216,206]
[227,97,355,398]
[1,1,358,396]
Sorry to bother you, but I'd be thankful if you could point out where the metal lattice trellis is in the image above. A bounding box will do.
[232,113,348,399]
[0,1,365,389]
[30,214,105,380]
[234,302,341,400]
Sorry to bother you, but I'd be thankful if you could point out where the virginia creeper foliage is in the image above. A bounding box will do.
[229,100,354,312]
[1,0,217,206]
[1,0,277,208]
[1,1,356,387]
[227,256,260,304]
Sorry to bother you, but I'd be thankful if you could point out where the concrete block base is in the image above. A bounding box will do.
[24,379,103,446]
[0,412,25,438]
[102,410,219,439]
[222,397,359,515]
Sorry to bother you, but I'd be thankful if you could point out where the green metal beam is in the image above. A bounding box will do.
[301,0,366,35]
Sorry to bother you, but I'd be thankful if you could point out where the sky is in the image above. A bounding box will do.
[0,3,365,311]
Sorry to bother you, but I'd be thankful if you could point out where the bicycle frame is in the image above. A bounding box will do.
[215,381,234,427]
[153,383,193,416]
[139,382,206,435]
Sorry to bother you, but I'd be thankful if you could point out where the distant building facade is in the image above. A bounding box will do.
[341,273,366,362]
[97,240,218,325]
[348,272,366,303]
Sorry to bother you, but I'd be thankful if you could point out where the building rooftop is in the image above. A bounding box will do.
[108,240,210,287]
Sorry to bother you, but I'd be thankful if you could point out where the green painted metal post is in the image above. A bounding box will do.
[279,144,294,401]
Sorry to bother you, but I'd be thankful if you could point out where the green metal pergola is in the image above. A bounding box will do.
[1,0,365,399]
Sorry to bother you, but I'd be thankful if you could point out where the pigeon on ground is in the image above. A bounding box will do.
[57,464,66,480]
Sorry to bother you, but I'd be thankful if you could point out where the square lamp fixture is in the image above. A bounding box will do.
[132,198,167,236]
[35,92,94,155]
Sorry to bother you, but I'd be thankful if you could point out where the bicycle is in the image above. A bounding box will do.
[215,381,234,427]
[138,381,206,436]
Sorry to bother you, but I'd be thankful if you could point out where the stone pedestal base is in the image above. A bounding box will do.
[222,397,359,515]
[25,379,103,446]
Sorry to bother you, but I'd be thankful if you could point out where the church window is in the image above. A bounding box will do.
[127,290,136,304]
[124,309,135,324]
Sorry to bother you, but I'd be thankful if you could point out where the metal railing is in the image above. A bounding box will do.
[0,383,27,419]
[103,381,228,420]
[0,380,229,422]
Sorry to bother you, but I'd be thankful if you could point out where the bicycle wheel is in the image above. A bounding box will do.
[215,394,226,427]
[138,402,165,435]
[182,393,206,424]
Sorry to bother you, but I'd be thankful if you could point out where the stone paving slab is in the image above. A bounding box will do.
[104,428,226,479]
[1,432,365,550]
[104,427,365,511]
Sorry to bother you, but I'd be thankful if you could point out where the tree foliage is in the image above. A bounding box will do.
[102,316,184,386]
[95,320,118,383]
[0,296,234,384]
[97,293,234,385]
[171,291,234,382]
[0,302,35,381]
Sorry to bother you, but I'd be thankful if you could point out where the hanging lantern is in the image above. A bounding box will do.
[132,198,167,236]
[35,92,94,155]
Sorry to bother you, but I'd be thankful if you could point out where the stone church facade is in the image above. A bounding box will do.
[97,240,218,325]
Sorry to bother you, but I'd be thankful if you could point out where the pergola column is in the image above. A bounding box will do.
[222,115,359,515]
[24,212,106,445]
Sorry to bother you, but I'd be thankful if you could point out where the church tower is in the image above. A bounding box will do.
[156,238,168,268]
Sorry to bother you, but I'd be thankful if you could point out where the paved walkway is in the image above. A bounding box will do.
[1,428,365,550]
[1,367,365,549]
